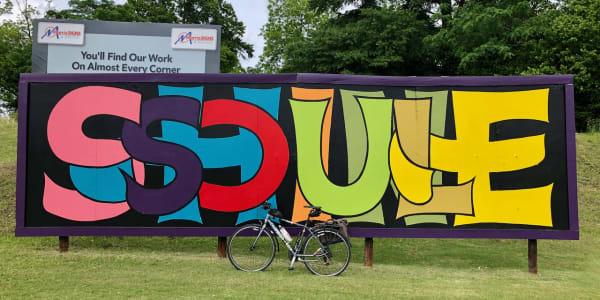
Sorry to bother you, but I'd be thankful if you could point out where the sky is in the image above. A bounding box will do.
[229,0,268,68]
[5,0,269,68]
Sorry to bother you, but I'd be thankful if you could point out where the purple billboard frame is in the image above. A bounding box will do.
[15,73,578,240]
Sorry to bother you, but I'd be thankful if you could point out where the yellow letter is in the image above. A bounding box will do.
[430,89,553,227]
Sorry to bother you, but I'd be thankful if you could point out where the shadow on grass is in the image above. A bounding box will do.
[356,237,586,272]
[68,236,222,255]
[43,235,576,272]
[10,228,590,273]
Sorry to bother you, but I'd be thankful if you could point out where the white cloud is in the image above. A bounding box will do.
[228,0,268,68]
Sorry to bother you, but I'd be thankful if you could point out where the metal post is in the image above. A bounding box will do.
[364,237,373,266]
[217,236,227,258]
[528,239,537,274]
[59,236,69,252]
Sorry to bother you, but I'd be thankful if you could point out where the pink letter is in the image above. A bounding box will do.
[47,86,141,167]
[43,173,130,221]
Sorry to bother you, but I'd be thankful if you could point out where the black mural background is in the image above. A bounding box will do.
[23,83,569,230]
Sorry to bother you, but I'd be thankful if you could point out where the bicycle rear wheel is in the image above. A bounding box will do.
[227,224,276,272]
[302,228,351,276]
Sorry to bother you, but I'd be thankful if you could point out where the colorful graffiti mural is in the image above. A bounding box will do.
[16,74,578,239]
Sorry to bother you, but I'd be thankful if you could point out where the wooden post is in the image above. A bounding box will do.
[364,237,373,266]
[217,236,227,258]
[59,236,69,252]
[528,239,537,274]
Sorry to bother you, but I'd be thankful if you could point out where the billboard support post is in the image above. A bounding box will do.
[217,237,227,258]
[364,238,373,266]
[528,239,538,274]
[59,236,69,252]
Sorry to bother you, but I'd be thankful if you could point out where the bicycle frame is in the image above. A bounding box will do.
[251,211,330,270]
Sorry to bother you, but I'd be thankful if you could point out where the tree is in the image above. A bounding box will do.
[425,1,555,75]
[0,0,34,111]
[260,1,458,74]
[46,0,146,21]
[281,7,438,75]
[427,0,600,130]
[523,0,600,131]
[308,0,379,12]
[46,0,253,73]
[257,0,331,73]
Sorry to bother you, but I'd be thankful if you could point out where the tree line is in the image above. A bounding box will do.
[256,0,600,131]
[1,0,599,130]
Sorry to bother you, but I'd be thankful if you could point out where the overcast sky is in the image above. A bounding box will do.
[229,0,268,68]
[5,0,268,68]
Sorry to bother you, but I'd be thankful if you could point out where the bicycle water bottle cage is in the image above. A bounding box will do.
[269,208,283,219]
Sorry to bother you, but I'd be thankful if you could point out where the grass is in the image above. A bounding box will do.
[1,116,599,299]
[0,116,17,234]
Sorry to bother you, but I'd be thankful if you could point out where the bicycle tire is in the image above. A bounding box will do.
[302,228,351,276]
[227,224,276,272]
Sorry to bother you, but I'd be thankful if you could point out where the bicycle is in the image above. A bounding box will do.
[227,201,351,276]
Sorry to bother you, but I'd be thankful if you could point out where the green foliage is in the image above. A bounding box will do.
[0,0,33,111]
[176,0,253,63]
[261,0,600,131]
[426,0,552,75]
[46,0,253,73]
[523,0,600,131]
[282,8,437,75]
[308,0,379,12]
[0,22,31,110]
[431,0,600,130]
[0,0,12,15]
[46,0,151,22]
[257,0,331,73]
[426,0,600,130]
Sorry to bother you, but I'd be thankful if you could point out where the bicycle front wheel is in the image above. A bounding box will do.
[302,228,351,276]
[227,224,276,272]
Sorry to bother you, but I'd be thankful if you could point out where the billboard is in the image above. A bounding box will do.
[33,19,221,74]
[15,73,578,239]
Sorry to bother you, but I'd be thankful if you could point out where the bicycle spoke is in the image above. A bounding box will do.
[227,225,275,272]
[302,229,350,276]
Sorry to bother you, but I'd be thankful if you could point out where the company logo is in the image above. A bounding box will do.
[40,26,59,39]
[171,28,217,50]
[174,31,214,45]
[40,25,81,40]
[37,22,85,45]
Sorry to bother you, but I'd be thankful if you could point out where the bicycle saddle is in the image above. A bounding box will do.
[304,205,321,209]
[269,208,284,219]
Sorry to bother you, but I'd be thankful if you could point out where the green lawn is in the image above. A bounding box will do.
[1,116,599,299]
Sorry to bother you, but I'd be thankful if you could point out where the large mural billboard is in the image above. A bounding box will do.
[15,74,578,239]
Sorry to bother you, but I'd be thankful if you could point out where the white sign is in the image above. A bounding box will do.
[171,28,217,50]
[37,22,85,45]
[47,34,206,74]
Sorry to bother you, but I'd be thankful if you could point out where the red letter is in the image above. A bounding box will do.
[198,100,289,212]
